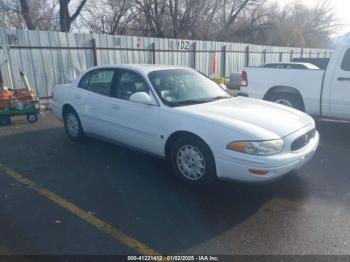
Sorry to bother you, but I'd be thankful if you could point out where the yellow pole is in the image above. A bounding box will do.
[19,70,37,98]
[6,60,14,90]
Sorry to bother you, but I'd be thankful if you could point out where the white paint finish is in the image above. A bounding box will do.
[52,65,319,183]
[77,89,111,138]
[173,97,314,138]
[240,67,324,115]
[109,97,163,156]
[241,44,350,120]
[326,46,350,119]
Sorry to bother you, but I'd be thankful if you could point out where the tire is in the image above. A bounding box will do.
[26,113,38,123]
[268,93,304,111]
[169,135,217,186]
[63,108,86,142]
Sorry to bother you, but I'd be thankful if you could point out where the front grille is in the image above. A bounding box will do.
[291,129,316,151]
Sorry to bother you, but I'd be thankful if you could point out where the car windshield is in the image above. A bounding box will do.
[148,69,231,107]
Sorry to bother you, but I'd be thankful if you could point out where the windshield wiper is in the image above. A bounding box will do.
[201,96,231,102]
[170,96,231,107]
[170,99,210,107]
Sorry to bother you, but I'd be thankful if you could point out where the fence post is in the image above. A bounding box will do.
[192,42,196,69]
[279,52,283,62]
[262,49,266,64]
[151,43,156,64]
[290,50,294,61]
[92,38,98,66]
[309,50,312,58]
[300,48,304,58]
[245,46,250,67]
[317,51,320,58]
[324,51,327,58]
[222,45,226,78]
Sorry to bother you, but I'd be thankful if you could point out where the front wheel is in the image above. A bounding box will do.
[63,109,86,142]
[170,135,217,186]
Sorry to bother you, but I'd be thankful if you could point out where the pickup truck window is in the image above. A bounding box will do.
[341,49,350,71]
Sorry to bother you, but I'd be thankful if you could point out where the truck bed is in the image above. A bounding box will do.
[240,68,325,115]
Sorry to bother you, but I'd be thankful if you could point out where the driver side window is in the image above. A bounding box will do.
[114,70,149,100]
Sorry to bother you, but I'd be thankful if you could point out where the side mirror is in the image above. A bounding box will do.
[129,92,156,105]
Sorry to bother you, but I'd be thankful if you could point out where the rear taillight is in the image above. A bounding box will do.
[240,70,248,87]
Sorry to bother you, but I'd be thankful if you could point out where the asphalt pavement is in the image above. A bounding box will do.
[0,112,349,256]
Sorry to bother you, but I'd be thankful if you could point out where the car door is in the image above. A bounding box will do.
[74,68,116,138]
[108,69,162,156]
[329,48,350,119]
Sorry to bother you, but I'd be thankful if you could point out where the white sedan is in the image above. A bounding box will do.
[52,65,319,185]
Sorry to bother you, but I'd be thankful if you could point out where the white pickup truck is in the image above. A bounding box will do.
[240,44,350,120]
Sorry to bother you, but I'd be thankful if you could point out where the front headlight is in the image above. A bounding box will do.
[227,139,284,155]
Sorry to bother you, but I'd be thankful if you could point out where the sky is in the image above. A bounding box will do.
[272,0,350,36]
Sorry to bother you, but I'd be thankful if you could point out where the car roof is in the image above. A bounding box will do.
[90,64,192,75]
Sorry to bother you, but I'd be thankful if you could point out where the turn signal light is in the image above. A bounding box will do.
[227,142,246,152]
[248,169,269,175]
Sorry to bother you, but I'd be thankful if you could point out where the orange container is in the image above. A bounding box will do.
[0,90,12,99]
[0,90,12,110]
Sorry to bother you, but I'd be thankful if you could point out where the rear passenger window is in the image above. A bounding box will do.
[79,72,90,89]
[79,69,115,96]
[341,49,350,71]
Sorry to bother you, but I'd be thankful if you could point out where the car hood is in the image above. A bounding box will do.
[174,96,314,139]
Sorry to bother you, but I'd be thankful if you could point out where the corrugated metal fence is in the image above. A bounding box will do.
[0,29,332,98]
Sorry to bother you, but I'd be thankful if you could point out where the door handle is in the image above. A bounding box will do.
[74,94,81,100]
[111,104,120,110]
[338,77,350,81]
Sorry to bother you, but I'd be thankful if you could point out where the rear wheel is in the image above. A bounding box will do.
[268,93,304,111]
[170,135,216,185]
[63,108,86,142]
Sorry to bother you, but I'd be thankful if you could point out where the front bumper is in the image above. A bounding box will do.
[214,127,320,183]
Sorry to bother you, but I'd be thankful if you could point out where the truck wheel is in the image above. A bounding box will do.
[270,93,304,111]
[170,135,217,186]
[63,109,86,142]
